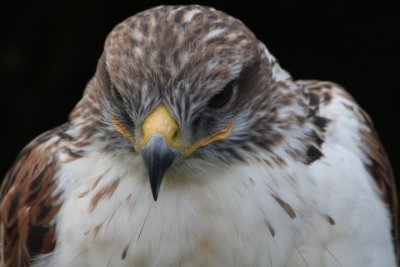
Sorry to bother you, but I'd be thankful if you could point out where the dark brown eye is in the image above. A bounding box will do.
[207,81,235,109]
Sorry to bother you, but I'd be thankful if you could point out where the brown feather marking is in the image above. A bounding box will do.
[121,244,129,260]
[92,224,102,238]
[0,125,68,267]
[301,83,333,165]
[272,194,296,219]
[299,80,399,263]
[89,180,120,212]
[91,170,110,190]
[320,212,336,225]
[265,220,275,237]
[78,190,89,198]
[359,113,399,263]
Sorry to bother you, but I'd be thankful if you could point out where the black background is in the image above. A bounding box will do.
[1,1,399,185]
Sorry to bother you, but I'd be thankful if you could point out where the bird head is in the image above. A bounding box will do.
[71,5,297,200]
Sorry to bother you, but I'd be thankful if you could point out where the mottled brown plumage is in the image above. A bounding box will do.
[0,126,65,267]
[299,80,399,262]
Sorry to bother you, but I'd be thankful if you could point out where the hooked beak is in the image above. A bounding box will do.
[114,104,232,201]
[134,105,181,201]
[141,136,181,200]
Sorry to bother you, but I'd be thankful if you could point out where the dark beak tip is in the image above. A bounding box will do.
[150,176,161,201]
[141,136,180,202]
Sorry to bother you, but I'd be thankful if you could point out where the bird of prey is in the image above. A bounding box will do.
[0,5,398,267]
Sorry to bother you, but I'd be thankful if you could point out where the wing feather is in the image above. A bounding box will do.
[0,125,67,267]
[299,80,398,263]
[358,107,399,261]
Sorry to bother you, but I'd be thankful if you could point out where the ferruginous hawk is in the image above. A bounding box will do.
[0,5,398,267]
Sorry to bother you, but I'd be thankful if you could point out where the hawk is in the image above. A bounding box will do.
[0,5,398,267]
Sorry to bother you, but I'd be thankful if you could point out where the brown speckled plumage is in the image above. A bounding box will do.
[0,126,66,267]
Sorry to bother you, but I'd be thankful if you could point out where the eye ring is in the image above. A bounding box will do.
[207,80,235,109]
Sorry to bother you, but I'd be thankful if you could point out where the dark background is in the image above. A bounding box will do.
[1,1,399,185]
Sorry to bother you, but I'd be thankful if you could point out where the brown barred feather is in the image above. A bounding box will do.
[0,125,68,267]
[358,111,399,263]
[300,80,399,263]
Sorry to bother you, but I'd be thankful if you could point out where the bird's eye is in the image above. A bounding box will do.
[207,81,235,109]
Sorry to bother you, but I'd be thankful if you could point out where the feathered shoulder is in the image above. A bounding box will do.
[299,80,398,262]
[0,124,69,267]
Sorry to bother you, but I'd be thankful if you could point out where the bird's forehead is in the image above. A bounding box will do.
[104,5,260,90]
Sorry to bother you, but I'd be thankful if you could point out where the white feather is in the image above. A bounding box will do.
[35,128,396,267]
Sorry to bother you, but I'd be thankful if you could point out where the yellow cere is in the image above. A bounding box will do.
[135,105,181,151]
